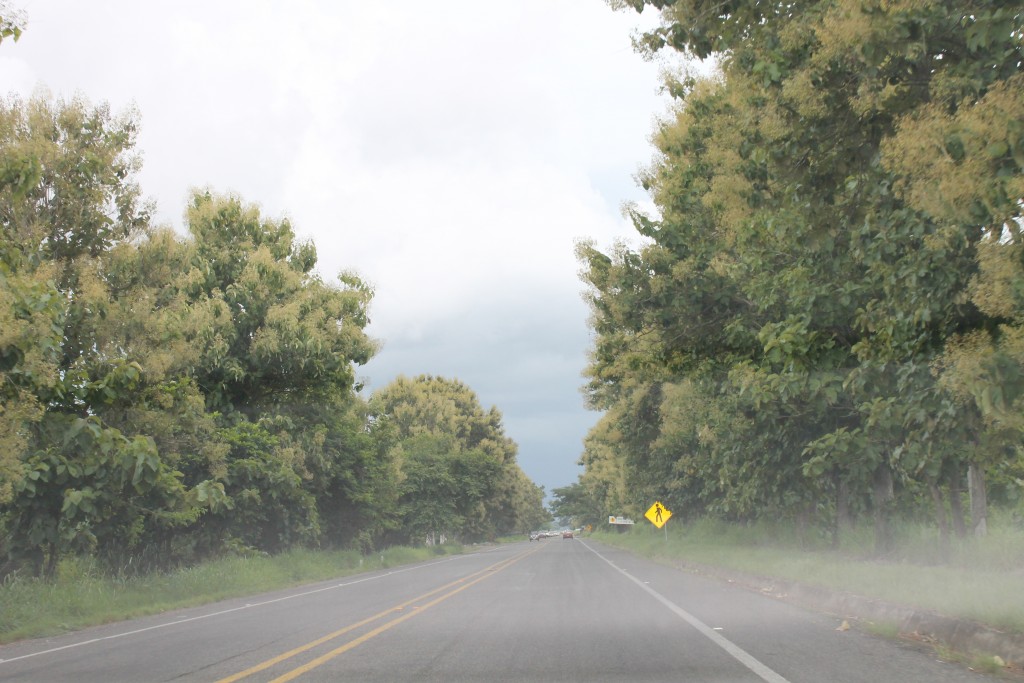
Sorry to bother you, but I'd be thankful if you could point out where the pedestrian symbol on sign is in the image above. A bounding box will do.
[645,501,672,529]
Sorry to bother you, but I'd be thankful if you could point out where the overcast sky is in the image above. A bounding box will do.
[0,1,678,496]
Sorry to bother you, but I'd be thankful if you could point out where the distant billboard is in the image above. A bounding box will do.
[608,516,635,525]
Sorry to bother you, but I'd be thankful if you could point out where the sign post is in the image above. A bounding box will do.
[608,515,635,533]
[644,501,672,542]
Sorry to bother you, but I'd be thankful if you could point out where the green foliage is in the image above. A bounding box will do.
[580,0,1024,553]
[198,418,317,554]
[500,466,551,534]
[0,6,24,46]
[595,517,1024,635]
[0,544,463,644]
[550,482,605,528]
[5,415,201,576]
[180,191,376,415]
[0,94,395,577]
[0,264,62,502]
[302,399,398,552]
[0,92,543,580]
[0,24,540,584]
[370,375,547,543]
[0,95,193,576]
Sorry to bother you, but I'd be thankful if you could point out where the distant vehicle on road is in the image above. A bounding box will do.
[562,530,573,539]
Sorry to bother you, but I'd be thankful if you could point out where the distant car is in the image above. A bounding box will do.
[529,532,540,541]
[562,530,573,539]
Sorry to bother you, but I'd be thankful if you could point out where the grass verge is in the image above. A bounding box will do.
[0,543,463,645]
[591,518,1024,635]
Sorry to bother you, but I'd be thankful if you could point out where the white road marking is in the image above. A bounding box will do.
[580,540,791,683]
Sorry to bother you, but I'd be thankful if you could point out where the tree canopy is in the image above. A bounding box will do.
[576,0,1024,551]
[0,91,547,576]
[369,375,549,544]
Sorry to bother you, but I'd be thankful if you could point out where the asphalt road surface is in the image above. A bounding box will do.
[0,538,998,682]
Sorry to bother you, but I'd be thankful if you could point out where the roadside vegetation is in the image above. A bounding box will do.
[0,543,464,644]
[557,3,1024,660]
[564,0,1024,564]
[0,14,548,583]
[590,518,1024,636]
[4,0,1024,660]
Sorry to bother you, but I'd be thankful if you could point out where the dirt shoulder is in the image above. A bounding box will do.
[666,556,1024,677]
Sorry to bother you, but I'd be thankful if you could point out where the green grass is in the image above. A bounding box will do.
[969,653,1009,675]
[0,543,464,644]
[593,518,1024,635]
[495,534,538,544]
[862,620,901,639]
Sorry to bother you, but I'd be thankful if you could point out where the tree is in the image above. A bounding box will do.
[576,0,1024,551]
[0,3,26,46]
[0,96,218,575]
[1,101,380,572]
[180,191,376,415]
[302,396,400,552]
[550,482,604,530]
[369,375,545,542]
[499,467,550,535]
[164,191,379,554]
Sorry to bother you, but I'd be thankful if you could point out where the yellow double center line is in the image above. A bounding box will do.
[217,545,542,683]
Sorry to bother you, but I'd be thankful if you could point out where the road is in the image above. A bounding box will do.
[0,538,996,682]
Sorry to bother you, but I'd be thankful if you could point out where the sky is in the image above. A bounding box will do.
[0,1,679,496]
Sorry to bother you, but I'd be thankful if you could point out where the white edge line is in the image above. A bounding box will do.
[0,545,507,667]
[580,540,791,683]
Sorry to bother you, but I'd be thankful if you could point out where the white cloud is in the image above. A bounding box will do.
[1,0,674,491]
[0,54,34,95]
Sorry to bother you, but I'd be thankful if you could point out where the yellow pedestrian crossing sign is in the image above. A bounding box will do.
[645,501,672,529]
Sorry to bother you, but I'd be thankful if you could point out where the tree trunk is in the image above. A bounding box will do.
[929,481,950,560]
[872,464,895,556]
[836,478,853,530]
[832,475,851,550]
[43,542,58,579]
[968,462,988,538]
[796,504,810,547]
[949,475,967,538]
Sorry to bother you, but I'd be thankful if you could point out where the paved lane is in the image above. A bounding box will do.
[0,539,997,682]
[0,544,524,682]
